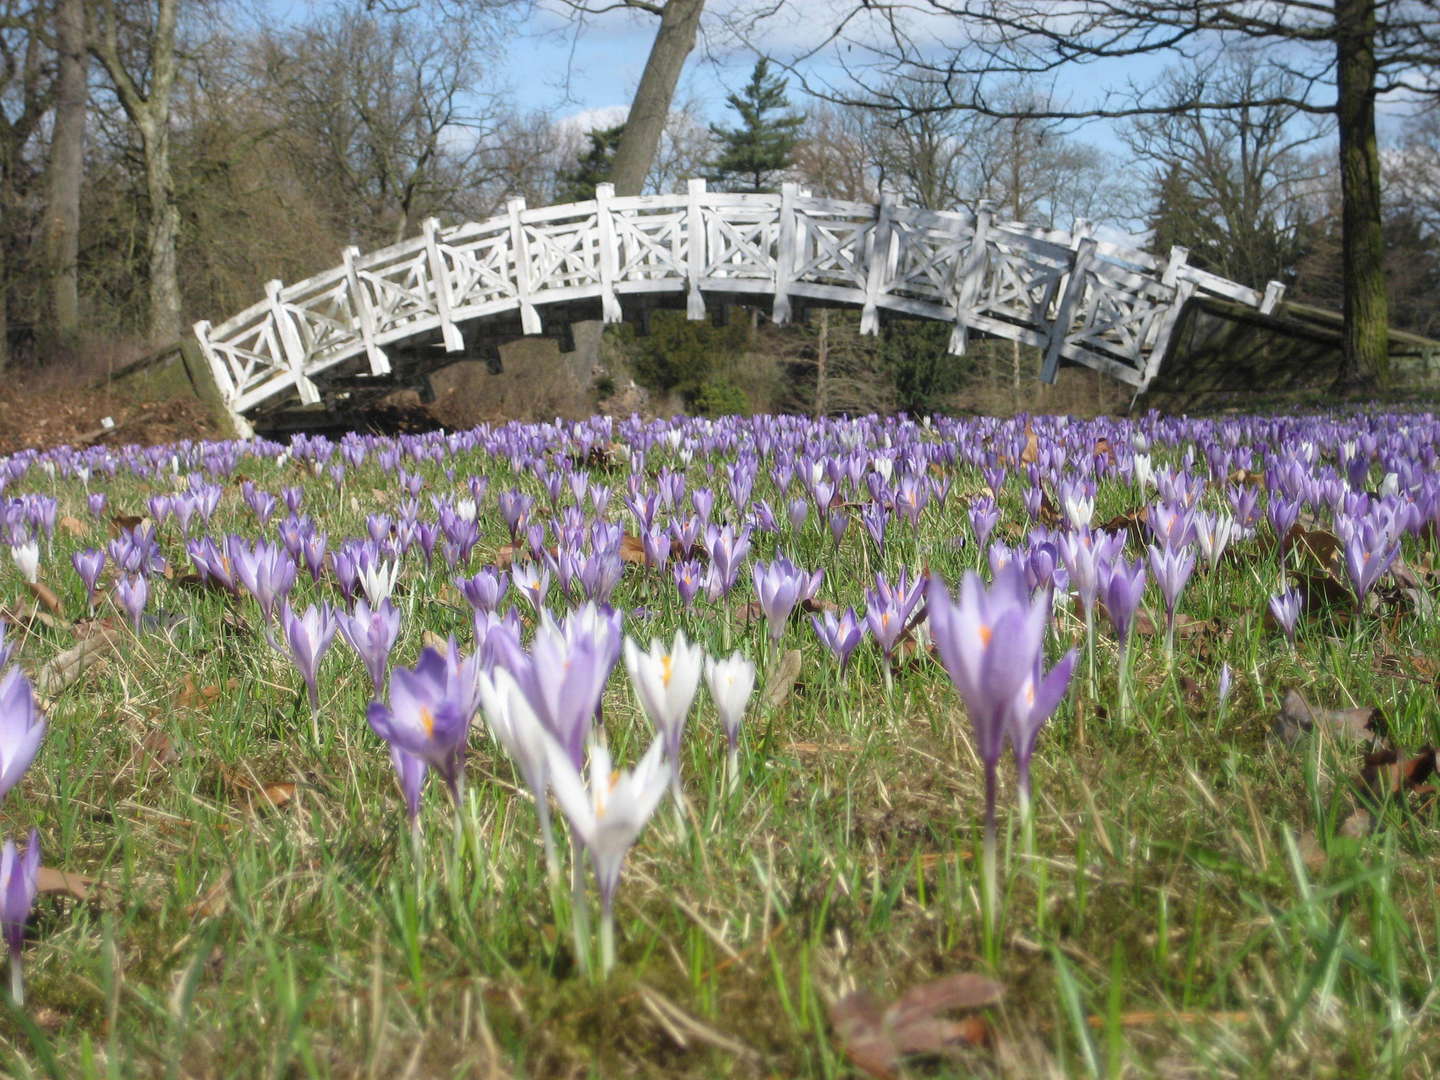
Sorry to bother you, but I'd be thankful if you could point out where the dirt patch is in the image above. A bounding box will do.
[0,363,222,456]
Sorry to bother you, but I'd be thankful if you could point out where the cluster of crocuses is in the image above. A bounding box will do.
[2,404,1438,993]
[0,632,45,1006]
[364,604,754,974]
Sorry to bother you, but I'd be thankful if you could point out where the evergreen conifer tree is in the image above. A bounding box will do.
[557,124,627,202]
[707,60,803,193]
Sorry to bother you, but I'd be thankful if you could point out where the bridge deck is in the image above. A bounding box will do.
[194,181,1285,429]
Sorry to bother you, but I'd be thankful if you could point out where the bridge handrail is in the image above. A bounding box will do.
[195,181,1283,425]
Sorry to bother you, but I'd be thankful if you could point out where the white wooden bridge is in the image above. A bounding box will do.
[194,180,1285,429]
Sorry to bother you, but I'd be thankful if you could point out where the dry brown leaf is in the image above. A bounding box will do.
[761,649,802,710]
[1271,688,1385,747]
[1361,746,1437,801]
[1084,1010,1253,1029]
[188,871,232,918]
[25,581,63,618]
[830,973,1003,1079]
[107,514,146,538]
[249,783,298,812]
[37,866,100,902]
[58,515,87,538]
[619,534,647,566]
[35,624,121,697]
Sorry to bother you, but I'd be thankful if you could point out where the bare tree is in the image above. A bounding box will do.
[1120,54,1329,288]
[90,0,183,342]
[41,0,83,345]
[0,0,51,369]
[547,0,704,196]
[787,0,1440,389]
[253,6,509,248]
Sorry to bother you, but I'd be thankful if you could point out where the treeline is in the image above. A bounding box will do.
[1,0,1437,389]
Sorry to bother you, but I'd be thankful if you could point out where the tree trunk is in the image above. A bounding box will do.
[814,308,829,417]
[1334,0,1389,391]
[42,0,86,346]
[142,120,183,342]
[609,0,704,196]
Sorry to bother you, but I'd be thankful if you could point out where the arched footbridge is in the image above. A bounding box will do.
[195,180,1286,430]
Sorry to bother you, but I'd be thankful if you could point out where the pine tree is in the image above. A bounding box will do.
[556,124,626,203]
[707,59,803,193]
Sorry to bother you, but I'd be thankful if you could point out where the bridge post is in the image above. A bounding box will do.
[772,183,799,325]
[860,194,896,336]
[1260,280,1286,315]
[423,218,464,352]
[594,184,624,323]
[685,178,707,321]
[1139,245,1197,389]
[265,279,321,404]
[1042,233,1097,383]
[506,198,542,335]
[342,247,390,375]
[949,200,992,356]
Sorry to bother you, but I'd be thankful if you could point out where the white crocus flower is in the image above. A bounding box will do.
[1061,491,1094,529]
[456,498,478,523]
[546,735,672,973]
[10,542,38,585]
[1132,452,1154,491]
[624,632,704,785]
[704,651,756,786]
[511,561,551,612]
[477,667,559,878]
[357,556,399,607]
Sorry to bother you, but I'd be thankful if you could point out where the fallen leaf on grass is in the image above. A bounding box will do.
[177,675,237,710]
[26,581,64,617]
[37,867,101,902]
[34,625,121,697]
[761,650,802,709]
[1271,689,1386,747]
[1361,746,1437,801]
[0,603,66,633]
[245,783,298,813]
[1084,1010,1253,1029]
[106,514,146,537]
[830,973,1004,1079]
[58,515,87,538]
[188,871,233,918]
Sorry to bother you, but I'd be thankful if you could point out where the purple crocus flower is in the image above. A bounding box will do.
[282,601,339,723]
[812,607,866,672]
[863,570,924,660]
[339,598,401,694]
[0,667,45,802]
[752,557,815,642]
[71,548,105,600]
[927,566,1045,927]
[1006,647,1077,808]
[0,829,39,1005]
[228,538,297,622]
[1339,517,1400,602]
[367,645,479,803]
[455,568,509,613]
[1146,543,1196,656]
[115,573,149,634]
[1268,587,1301,644]
[1101,557,1147,645]
[674,560,703,607]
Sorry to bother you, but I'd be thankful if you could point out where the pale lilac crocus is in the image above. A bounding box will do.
[281,602,339,735]
[338,598,401,694]
[812,607,865,672]
[1146,543,1196,660]
[367,646,478,805]
[1006,648,1077,817]
[927,566,1044,933]
[0,829,39,1004]
[545,735,672,975]
[751,557,813,642]
[115,574,148,634]
[1269,587,1301,645]
[0,667,45,801]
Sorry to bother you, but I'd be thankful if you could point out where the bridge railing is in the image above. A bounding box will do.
[195,181,1284,422]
